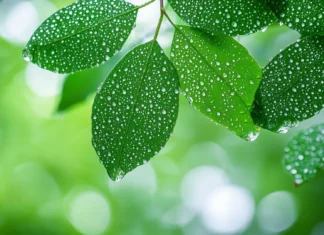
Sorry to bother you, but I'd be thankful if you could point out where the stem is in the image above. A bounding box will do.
[160,0,164,8]
[153,11,164,40]
[137,0,156,10]
[163,10,177,29]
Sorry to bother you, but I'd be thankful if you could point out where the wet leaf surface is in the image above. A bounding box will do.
[168,0,276,36]
[23,0,138,73]
[284,124,324,185]
[92,41,179,181]
[267,0,324,35]
[171,26,261,141]
[252,36,324,133]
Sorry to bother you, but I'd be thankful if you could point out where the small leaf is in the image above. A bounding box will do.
[171,26,261,141]
[267,0,324,35]
[57,53,123,112]
[57,66,107,112]
[92,41,179,181]
[23,0,138,73]
[252,36,324,133]
[284,124,324,185]
[168,0,276,36]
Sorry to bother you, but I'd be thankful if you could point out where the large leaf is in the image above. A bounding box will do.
[284,124,324,185]
[171,26,262,141]
[267,0,324,35]
[168,0,276,36]
[252,36,324,133]
[92,41,179,181]
[23,0,138,73]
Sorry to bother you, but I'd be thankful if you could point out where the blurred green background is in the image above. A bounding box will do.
[0,0,324,234]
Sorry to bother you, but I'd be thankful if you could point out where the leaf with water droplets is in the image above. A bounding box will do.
[171,26,261,141]
[252,36,324,133]
[92,40,179,181]
[267,0,324,35]
[23,0,138,73]
[284,124,324,186]
[168,0,276,36]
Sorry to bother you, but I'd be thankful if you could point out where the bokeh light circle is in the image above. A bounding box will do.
[200,185,255,234]
[257,191,297,233]
[68,191,111,235]
[181,166,229,212]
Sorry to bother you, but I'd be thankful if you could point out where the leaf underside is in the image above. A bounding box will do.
[23,0,137,74]
[267,0,324,35]
[252,36,324,133]
[284,124,324,185]
[92,41,179,181]
[171,26,262,141]
[168,0,277,36]
[57,65,108,112]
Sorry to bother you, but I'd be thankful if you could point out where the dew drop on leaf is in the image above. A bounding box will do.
[284,124,324,185]
[171,26,261,140]
[23,0,138,73]
[92,40,179,181]
[252,36,324,133]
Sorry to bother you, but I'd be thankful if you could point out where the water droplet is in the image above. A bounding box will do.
[114,168,125,182]
[22,49,32,62]
[247,131,259,141]
[187,96,193,105]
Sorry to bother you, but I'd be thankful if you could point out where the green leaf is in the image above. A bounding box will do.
[237,23,300,68]
[267,0,324,35]
[252,36,324,133]
[284,124,324,185]
[57,53,123,112]
[57,65,107,112]
[92,40,179,181]
[171,26,261,141]
[23,0,138,73]
[168,0,276,36]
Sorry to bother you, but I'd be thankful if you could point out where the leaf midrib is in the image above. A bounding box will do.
[115,40,156,173]
[259,50,323,106]
[30,2,138,49]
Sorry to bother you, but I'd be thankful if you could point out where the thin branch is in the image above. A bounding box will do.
[160,0,164,9]
[153,11,164,40]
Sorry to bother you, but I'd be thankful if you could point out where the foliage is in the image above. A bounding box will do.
[23,0,324,183]
[92,41,179,181]
[284,123,324,186]
[252,36,324,133]
[171,25,261,140]
[267,0,324,36]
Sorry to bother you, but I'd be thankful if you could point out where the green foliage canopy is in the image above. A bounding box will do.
[23,0,324,183]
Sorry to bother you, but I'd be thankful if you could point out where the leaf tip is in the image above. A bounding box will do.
[294,182,301,188]
[110,168,126,182]
[246,130,260,142]
[22,48,32,62]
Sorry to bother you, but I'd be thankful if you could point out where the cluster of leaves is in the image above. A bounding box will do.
[23,0,324,184]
